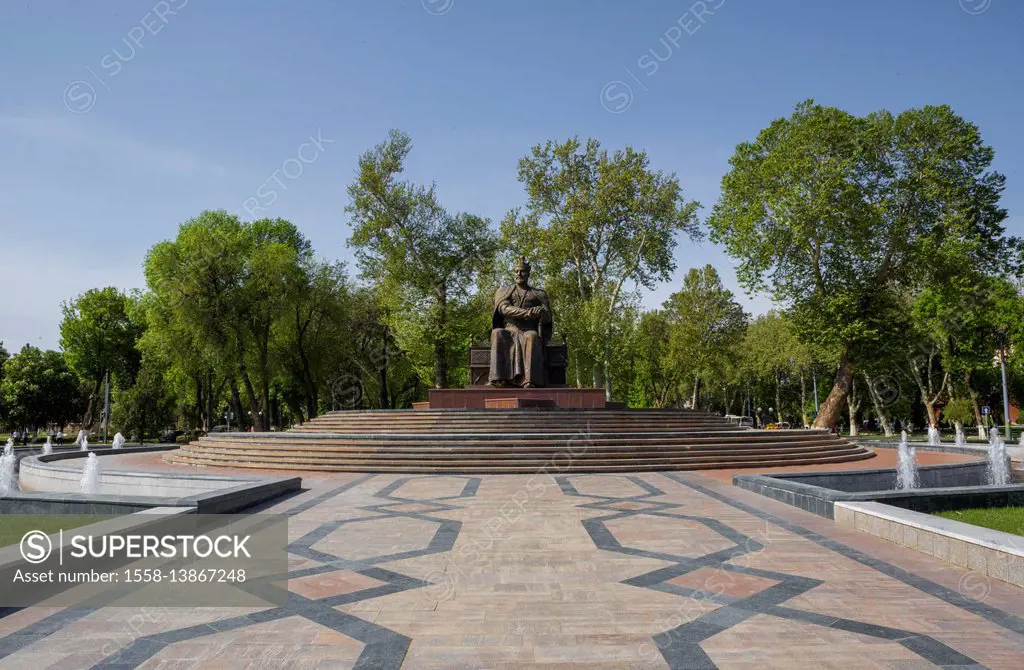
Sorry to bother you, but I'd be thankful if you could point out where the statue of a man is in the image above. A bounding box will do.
[489,257,552,388]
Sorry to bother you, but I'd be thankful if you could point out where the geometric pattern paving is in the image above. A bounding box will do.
[559,474,981,668]
[0,474,479,669]
[0,470,1022,668]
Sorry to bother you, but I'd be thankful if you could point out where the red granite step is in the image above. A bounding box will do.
[171,408,874,473]
[167,449,874,474]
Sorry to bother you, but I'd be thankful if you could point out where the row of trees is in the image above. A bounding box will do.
[1,100,1021,437]
[627,264,1024,435]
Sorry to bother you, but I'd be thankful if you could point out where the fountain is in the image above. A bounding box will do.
[80,435,89,451]
[954,426,967,448]
[80,453,101,495]
[42,436,53,456]
[3,437,12,457]
[75,429,87,449]
[896,430,919,490]
[0,447,16,495]
[987,427,1010,486]
[112,432,125,450]
[1019,430,1024,448]
[927,425,942,446]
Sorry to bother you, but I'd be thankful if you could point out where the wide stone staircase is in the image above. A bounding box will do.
[168,409,875,474]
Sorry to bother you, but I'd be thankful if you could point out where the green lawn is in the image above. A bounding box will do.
[0,515,112,548]
[934,507,1024,536]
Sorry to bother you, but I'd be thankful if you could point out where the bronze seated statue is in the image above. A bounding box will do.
[468,257,567,388]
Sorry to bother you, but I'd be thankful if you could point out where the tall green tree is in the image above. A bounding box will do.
[742,313,810,424]
[709,100,1020,429]
[275,260,352,418]
[144,211,307,430]
[627,311,672,408]
[339,288,422,409]
[111,355,174,443]
[662,265,747,409]
[347,130,498,389]
[60,287,142,429]
[1,345,82,430]
[503,137,701,398]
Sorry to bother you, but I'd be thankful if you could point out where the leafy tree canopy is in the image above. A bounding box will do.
[709,100,1020,427]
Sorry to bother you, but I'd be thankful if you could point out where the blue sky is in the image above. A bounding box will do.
[1,0,1022,351]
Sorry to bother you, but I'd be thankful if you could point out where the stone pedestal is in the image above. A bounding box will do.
[424,387,607,409]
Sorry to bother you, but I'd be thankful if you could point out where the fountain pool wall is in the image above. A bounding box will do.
[834,501,1024,588]
[5,446,301,514]
[18,446,245,497]
[732,459,1023,519]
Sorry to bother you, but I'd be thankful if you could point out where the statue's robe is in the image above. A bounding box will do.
[489,284,552,387]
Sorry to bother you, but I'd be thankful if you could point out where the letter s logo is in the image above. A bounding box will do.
[21,531,52,564]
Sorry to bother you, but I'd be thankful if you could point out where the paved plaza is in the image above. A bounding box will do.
[2,467,1023,668]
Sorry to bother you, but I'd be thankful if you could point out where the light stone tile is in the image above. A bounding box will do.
[967,543,989,573]
[987,548,1010,582]
[950,538,970,567]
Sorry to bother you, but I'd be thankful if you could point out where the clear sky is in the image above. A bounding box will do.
[1,0,1022,351]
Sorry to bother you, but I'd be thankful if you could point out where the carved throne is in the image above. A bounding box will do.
[467,334,568,387]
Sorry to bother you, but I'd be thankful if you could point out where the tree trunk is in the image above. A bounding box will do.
[229,381,245,430]
[295,311,319,419]
[775,372,783,424]
[206,369,214,431]
[299,346,317,419]
[965,370,986,439]
[434,283,448,389]
[847,377,861,437]
[812,351,855,430]
[238,363,262,431]
[194,376,203,432]
[261,379,271,430]
[691,375,700,410]
[923,399,939,430]
[379,336,390,409]
[864,372,894,437]
[603,340,612,402]
[906,348,946,429]
[255,333,271,431]
[82,376,103,429]
[800,369,809,428]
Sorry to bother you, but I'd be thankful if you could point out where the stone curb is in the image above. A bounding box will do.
[835,500,1024,587]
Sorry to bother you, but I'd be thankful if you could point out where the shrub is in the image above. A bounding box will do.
[943,398,975,428]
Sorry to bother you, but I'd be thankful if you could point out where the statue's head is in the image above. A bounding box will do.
[513,256,531,285]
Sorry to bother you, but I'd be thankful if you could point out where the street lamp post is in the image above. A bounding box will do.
[812,369,819,414]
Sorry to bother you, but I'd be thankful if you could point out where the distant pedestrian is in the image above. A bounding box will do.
[56,430,64,446]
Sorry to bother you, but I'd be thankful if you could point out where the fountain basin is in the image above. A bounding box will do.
[5,447,301,514]
[733,459,1023,519]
